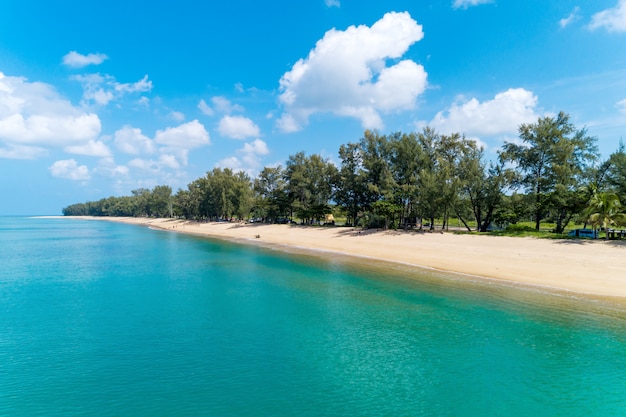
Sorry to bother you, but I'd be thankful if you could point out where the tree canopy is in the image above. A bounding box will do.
[64,111,624,236]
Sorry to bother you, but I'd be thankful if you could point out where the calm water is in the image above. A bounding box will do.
[1,217,626,416]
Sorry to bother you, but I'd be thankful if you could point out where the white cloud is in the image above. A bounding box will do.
[0,144,47,159]
[65,140,111,157]
[617,98,626,113]
[275,114,301,133]
[218,115,261,139]
[197,96,244,116]
[560,7,581,28]
[49,159,90,181]
[217,139,269,175]
[158,147,190,167]
[93,157,129,178]
[325,0,340,7]
[158,154,180,170]
[590,0,626,31]
[452,0,493,10]
[427,88,539,136]
[198,99,214,116]
[212,96,243,113]
[154,120,210,148]
[115,121,208,168]
[277,12,427,132]
[0,72,101,159]
[72,73,153,106]
[168,111,185,121]
[242,138,269,156]
[115,75,152,94]
[128,158,159,172]
[62,51,108,68]
[114,126,156,155]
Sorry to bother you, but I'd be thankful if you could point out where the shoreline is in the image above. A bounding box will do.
[61,216,626,302]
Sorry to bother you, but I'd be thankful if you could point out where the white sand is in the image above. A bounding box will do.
[74,217,626,300]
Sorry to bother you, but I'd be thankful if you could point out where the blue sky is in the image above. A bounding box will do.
[1,0,625,215]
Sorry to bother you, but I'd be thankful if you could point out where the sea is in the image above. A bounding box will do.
[1,216,626,416]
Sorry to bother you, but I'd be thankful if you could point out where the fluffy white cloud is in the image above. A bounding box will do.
[158,154,180,170]
[0,72,101,159]
[154,120,210,148]
[72,74,152,106]
[427,88,539,136]
[49,159,90,181]
[216,139,269,175]
[241,138,269,156]
[218,115,261,139]
[65,140,111,157]
[277,12,427,132]
[62,51,108,68]
[452,0,493,9]
[114,126,155,155]
[590,0,626,31]
[115,121,209,168]
[560,7,581,28]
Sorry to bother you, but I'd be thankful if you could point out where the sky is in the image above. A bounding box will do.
[1,0,626,215]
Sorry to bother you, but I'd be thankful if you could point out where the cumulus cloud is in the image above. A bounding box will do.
[218,115,261,139]
[72,73,153,106]
[217,139,269,175]
[0,72,101,159]
[275,114,301,133]
[560,7,581,28]
[114,126,156,155]
[427,88,539,136]
[64,140,111,157]
[49,159,90,181]
[452,0,493,9]
[62,51,108,68]
[114,121,210,169]
[154,120,210,148]
[277,11,427,132]
[590,0,626,31]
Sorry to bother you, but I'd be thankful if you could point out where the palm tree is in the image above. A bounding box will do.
[585,191,626,240]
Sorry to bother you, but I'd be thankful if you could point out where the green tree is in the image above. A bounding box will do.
[335,142,369,226]
[585,191,625,239]
[254,166,289,222]
[284,152,337,223]
[500,112,598,232]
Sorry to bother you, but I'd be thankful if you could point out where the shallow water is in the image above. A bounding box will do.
[1,217,626,416]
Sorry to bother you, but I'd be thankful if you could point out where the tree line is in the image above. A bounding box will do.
[63,111,626,233]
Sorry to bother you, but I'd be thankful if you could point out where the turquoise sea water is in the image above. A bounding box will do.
[1,217,626,416]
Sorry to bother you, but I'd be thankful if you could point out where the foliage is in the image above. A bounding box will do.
[63,110,625,241]
[499,112,598,233]
[585,190,626,239]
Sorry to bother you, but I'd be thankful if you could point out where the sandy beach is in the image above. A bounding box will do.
[73,216,626,300]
